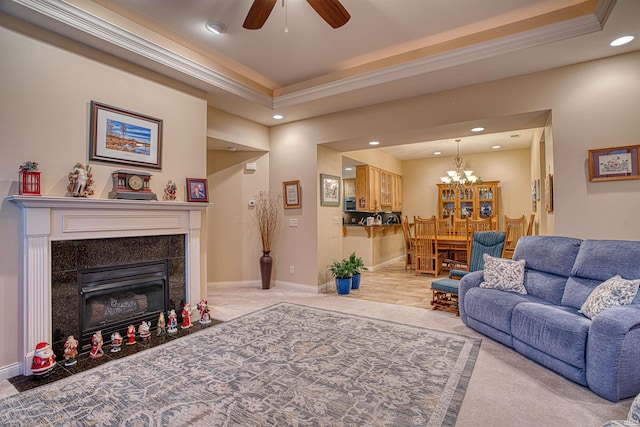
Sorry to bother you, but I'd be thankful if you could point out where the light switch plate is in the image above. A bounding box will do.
[289,218,298,227]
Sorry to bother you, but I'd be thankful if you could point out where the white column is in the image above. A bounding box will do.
[186,209,202,304]
[21,207,51,376]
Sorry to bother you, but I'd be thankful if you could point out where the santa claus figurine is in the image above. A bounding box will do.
[181,302,192,329]
[125,324,137,345]
[31,342,56,377]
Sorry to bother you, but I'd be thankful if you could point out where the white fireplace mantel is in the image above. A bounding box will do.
[7,195,208,375]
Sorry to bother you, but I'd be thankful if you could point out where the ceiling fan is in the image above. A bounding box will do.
[243,0,351,30]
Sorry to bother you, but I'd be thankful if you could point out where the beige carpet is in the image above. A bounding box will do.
[208,282,631,427]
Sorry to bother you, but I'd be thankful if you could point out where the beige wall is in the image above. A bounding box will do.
[0,17,207,373]
[342,148,403,175]
[402,149,532,230]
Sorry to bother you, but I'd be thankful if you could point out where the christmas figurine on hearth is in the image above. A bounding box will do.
[138,321,151,341]
[167,309,178,334]
[125,324,137,345]
[197,299,211,325]
[181,302,193,329]
[31,342,56,377]
[157,312,166,336]
[110,331,123,352]
[89,330,104,359]
[63,335,79,366]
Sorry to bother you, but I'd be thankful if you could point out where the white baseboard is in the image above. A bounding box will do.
[207,280,319,294]
[368,256,404,272]
[0,362,21,380]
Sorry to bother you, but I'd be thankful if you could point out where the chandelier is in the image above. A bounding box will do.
[439,139,480,188]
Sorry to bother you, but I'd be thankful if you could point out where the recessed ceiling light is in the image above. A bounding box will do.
[434,151,442,155]
[205,21,226,34]
[369,141,380,146]
[471,127,485,132]
[610,35,635,47]
[344,167,353,171]
[492,145,501,149]
[273,114,284,120]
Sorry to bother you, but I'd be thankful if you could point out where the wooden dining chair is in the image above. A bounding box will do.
[401,216,416,270]
[526,213,535,236]
[413,215,444,277]
[503,215,526,259]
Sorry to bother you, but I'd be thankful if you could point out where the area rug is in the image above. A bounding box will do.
[0,303,480,426]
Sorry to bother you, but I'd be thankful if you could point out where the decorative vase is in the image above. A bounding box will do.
[260,251,273,289]
[351,272,361,290]
[336,277,351,295]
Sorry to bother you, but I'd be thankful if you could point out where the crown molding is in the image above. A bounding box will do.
[2,0,611,111]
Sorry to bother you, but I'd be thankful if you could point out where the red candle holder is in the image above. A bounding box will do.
[19,170,41,196]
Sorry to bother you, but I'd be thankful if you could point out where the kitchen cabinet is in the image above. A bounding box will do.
[437,181,499,221]
[355,165,403,212]
[355,165,381,212]
[343,178,355,198]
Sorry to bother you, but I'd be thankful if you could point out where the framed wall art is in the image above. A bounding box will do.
[588,145,640,182]
[320,174,340,206]
[186,178,208,202]
[89,101,163,169]
[283,180,301,209]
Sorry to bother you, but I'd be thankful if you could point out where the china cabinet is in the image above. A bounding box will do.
[437,181,499,221]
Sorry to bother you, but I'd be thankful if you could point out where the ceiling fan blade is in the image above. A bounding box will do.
[307,0,351,28]
[243,0,277,30]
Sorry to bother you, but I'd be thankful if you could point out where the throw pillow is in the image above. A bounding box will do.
[579,275,640,320]
[479,254,527,294]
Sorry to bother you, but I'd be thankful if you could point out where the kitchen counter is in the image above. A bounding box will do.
[342,223,402,238]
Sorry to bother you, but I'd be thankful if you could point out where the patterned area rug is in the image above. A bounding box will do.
[0,303,480,426]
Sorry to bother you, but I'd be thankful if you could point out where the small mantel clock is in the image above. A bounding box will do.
[108,169,157,200]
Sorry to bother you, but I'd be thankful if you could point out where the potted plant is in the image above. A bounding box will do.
[329,259,354,295]
[254,190,281,289]
[348,252,368,290]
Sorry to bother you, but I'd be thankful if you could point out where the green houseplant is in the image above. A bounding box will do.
[329,259,355,295]
[348,252,368,290]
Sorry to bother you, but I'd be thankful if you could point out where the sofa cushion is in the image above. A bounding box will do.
[463,287,546,336]
[512,303,591,369]
[479,254,526,294]
[523,269,569,305]
[513,236,582,277]
[561,276,604,309]
[579,275,640,319]
[571,240,640,281]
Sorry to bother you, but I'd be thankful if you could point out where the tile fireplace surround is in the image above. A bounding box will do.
[6,196,207,377]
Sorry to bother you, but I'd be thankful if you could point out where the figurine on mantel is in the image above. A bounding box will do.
[138,321,151,341]
[67,163,94,197]
[197,300,211,325]
[110,331,123,353]
[89,330,104,359]
[167,309,178,334]
[181,303,193,329]
[31,342,56,377]
[63,335,79,366]
[125,324,137,345]
[157,312,166,336]
[163,180,177,201]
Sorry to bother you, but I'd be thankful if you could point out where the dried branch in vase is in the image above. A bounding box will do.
[254,190,282,252]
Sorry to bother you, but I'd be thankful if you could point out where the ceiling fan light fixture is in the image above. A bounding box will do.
[205,21,226,34]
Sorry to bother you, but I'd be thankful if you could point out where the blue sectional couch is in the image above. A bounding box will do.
[459,236,640,402]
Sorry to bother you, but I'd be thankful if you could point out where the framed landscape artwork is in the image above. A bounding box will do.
[588,145,640,182]
[89,101,163,169]
[320,174,340,206]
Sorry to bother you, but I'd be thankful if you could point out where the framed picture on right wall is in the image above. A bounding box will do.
[588,145,640,182]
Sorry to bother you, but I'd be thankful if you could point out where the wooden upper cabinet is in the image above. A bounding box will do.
[355,165,402,212]
[343,178,355,198]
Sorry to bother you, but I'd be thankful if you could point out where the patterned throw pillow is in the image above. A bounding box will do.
[579,275,640,320]
[479,254,527,294]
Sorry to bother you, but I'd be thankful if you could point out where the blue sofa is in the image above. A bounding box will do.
[459,236,640,402]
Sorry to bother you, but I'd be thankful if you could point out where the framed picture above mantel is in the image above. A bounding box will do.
[588,145,640,182]
[89,101,163,169]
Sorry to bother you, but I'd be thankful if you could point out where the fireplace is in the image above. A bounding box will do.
[78,261,169,351]
[8,195,207,376]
